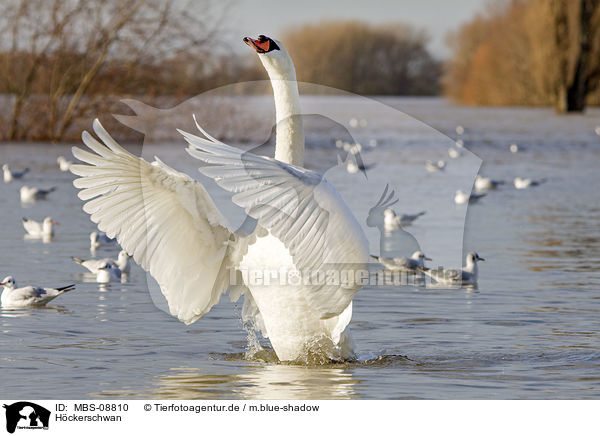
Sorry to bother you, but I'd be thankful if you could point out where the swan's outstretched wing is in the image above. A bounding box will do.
[70,119,239,324]
[181,124,369,319]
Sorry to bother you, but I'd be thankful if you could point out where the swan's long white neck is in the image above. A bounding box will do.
[260,57,304,166]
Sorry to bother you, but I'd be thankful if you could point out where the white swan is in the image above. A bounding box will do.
[0,276,75,307]
[70,35,369,362]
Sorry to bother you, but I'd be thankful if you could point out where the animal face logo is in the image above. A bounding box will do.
[3,402,50,433]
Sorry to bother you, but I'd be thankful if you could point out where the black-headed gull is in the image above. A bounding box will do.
[57,156,72,172]
[90,231,117,251]
[0,276,75,307]
[20,186,56,202]
[96,262,122,283]
[514,177,546,189]
[72,250,132,275]
[383,208,426,230]
[425,160,446,172]
[454,190,485,205]
[371,251,431,272]
[474,175,504,192]
[22,217,58,238]
[3,164,29,183]
[421,252,484,286]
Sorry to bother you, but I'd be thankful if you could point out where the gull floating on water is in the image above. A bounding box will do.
[0,276,75,307]
[383,208,425,230]
[421,252,484,286]
[425,160,446,172]
[514,177,546,189]
[96,262,122,283]
[22,217,57,238]
[474,175,504,192]
[455,190,485,205]
[72,250,132,275]
[3,164,29,183]
[455,139,464,148]
[57,156,72,172]
[90,231,117,251]
[371,251,431,272]
[509,143,519,153]
[448,147,462,159]
[20,186,56,203]
[455,125,465,135]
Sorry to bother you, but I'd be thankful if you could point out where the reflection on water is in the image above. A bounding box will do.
[131,364,359,400]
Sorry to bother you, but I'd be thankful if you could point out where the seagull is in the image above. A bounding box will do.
[455,190,485,205]
[72,250,132,275]
[3,164,29,183]
[514,177,546,189]
[371,251,431,272]
[474,175,504,192]
[448,147,462,159]
[383,208,426,230]
[509,143,519,153]
[0,276,75,307]
[19,186,56,203]
[90,231,117,251]
[96,262,122,283]
[57,156,72,172]
[455,139,464,148]
[345,155,375,174]
[22,217,57,238]
[421,252,484,286]
[455,125,465,135]
[425,160,446,172]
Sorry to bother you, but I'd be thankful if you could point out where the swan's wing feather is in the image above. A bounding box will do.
[71,119,239,324]
[181,128,369,318]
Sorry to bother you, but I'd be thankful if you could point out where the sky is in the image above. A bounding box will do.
[225,0,488,59]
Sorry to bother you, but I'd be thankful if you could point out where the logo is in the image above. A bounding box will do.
[3,402,50,434]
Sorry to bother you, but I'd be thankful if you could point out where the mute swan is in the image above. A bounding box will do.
[22,217,58,238]
[20,186,56,202]
[72,250,131,275]
[0,276,75,307]
[421,252,484,286]
[3,164,29,183]
[70,35,369,362]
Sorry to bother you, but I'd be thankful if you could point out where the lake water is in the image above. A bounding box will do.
[1,96,599,399]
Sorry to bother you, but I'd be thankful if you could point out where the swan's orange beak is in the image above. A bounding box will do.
[243,36,270,54]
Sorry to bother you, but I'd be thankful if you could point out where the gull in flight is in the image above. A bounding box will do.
[420,252,484,286]
[1,276,75,307]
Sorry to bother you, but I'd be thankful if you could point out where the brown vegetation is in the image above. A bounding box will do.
[283,21,441,96]
[444,0,600,112]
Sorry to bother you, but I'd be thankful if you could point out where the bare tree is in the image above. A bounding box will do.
[0,0,227,141]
